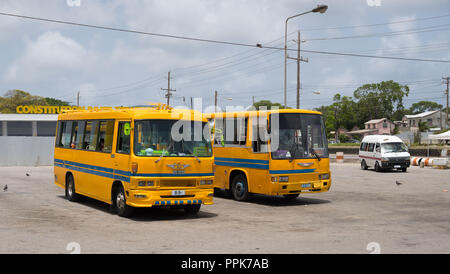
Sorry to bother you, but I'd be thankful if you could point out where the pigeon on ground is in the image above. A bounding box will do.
[3,185,7,192]
[395,180,402,186]
[26,173,30,176]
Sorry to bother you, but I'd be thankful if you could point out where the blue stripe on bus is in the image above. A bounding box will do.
[214,161,269,170]
[214,157,269,164]
[269,169,316,175]
[54,158,213,181]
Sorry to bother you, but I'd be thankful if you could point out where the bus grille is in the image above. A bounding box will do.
[160,180,196,188]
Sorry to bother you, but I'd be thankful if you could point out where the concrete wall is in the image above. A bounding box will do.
[0,136,54,166]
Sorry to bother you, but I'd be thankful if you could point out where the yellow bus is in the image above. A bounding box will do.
[206,109,331,201]
[54,104,214,217]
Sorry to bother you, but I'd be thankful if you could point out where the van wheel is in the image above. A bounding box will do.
[231,174,249,201]
[65,174,80,202]
[361,160,368,170]
[114,186,134,217]
[375,161,382,172]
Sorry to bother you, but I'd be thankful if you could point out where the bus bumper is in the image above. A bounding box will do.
[125,189,214,208]
[275,179,331,195]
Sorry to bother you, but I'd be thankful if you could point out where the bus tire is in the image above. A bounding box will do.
[361,160,368,170]
[65,174,80,202]
[283,194,300,199]
[184,204,201,215]
[231,174,249,201]
[114,186,134,218]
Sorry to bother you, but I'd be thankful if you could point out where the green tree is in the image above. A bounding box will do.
[353,80,409,126]
[409,101,443,114]
[44,97,70,106]
[0,90,48,113]
[252,100,288,110]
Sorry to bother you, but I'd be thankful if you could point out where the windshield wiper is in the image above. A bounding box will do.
[154,142,173,163]
[182,140,201,163]
[289,142,298,163]
[311,148,321,161]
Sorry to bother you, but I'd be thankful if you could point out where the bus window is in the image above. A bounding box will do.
[56,121,64,147]
[71,122,78,149]
[117,121,131,154]
[75,121,86,149]
[84,121,99,151]
[97,120,114,153]
[61,121,73,148]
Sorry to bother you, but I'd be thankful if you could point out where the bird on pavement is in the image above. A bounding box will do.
[395,180,402,186]
[26,173,30,176]
[3,185,7,192]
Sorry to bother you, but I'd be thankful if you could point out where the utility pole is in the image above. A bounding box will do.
[443,76,450,128]
[287,31,308,109]
[214,90,218,112]
[76,91,80,107]
[252,96,255,106]
[161,71,176,106]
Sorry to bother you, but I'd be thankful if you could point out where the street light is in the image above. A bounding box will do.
[284,4,328,108]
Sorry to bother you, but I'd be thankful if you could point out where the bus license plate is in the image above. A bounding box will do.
[172,190,185,196]
[301,183,311,188]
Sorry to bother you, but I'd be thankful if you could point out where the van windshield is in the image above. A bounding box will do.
[381,142,408,153]
[134,120,212,157]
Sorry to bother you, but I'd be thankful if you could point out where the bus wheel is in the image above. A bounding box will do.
[65,174,80,202]
[283,194,299,199]
[114,186,134,217]
[361,160,368,170]
[231,174,249,201]
[184,204,201,215]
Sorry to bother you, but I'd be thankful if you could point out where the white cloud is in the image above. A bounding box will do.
[4,31,97,82]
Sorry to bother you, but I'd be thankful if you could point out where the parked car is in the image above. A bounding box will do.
[359,135,410,172]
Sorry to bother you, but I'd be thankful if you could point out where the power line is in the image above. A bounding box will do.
[301,14,450,31]
[1,11,449,63]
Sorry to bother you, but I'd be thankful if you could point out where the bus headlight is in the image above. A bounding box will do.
[279,176,289,182]
[200,180,213,185]
[319,173,330,180]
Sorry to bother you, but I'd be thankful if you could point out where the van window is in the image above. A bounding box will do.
[375,143,381,152]
[360,142,367,151]
[368,143,375,152]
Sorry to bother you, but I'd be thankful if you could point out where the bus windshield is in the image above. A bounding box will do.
[381,142,408,153]
[271,113,328,160]
[134,120,212,157]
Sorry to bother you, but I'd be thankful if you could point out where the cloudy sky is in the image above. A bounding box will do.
[0,0,449,111]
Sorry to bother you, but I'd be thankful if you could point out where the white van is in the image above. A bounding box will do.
[359,135,410,172]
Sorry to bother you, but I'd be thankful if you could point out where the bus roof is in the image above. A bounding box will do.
[204,108,322,119]
[58,104,206,121]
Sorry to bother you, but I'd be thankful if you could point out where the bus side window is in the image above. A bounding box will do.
[117,122,131,154]
[97,120,114,153]
[61,121,73,148]
[75,121,86,149]
[71,121,78,149]
[56,121,64,147]
[84,121,99,151]
[251,116,267,153]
